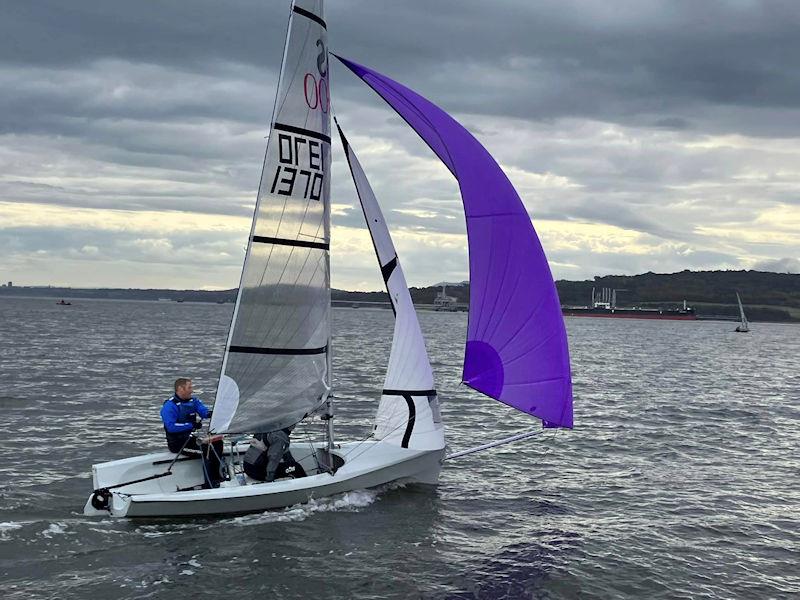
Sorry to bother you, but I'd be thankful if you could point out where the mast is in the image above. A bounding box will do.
[325,332,334,452]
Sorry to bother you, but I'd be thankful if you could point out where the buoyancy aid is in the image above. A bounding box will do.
[162,396,203,452]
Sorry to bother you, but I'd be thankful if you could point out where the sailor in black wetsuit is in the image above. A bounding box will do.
[243,425,304,482]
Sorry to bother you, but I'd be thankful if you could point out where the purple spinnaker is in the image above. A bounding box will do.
[336,55,573,428]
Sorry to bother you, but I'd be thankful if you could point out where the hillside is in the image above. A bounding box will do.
[555,270,800,308]
[2,270,798,321]
[337,270,800,322]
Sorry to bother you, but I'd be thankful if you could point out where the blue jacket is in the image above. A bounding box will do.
[161,395,210,433]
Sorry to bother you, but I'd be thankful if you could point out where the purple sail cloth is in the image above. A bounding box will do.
[336,55,573,428]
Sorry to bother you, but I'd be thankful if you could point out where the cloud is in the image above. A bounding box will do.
[1,0,799,290]
[753,257,800,274]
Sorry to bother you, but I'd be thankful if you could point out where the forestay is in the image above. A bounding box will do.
[211,0,331,434]
[336,55,573,428]
[336,122,445,450]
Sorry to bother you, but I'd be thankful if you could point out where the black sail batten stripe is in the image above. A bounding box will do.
[382,389,437,396]
[292,5,327,29]
[380,256,398,283]
[228,345,327,355]
[334,118,348,152]
[273,122,331,144]
[336,120,397,316]
[401,394,416,448]
[251,235,329,250]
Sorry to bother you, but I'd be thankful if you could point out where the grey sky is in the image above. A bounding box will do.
[1,0,798,290]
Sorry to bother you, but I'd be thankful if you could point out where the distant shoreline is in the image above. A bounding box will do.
[2,268,798,323]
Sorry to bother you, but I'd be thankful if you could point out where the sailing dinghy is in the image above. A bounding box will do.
[735,292,750,333]
[84,0,572,518]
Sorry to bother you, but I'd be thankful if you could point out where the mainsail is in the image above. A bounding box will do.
[211,0,331,434]
[336,56,573,428]
[336,122,445,450]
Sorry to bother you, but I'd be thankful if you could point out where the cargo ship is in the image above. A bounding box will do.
[561,288,697,320]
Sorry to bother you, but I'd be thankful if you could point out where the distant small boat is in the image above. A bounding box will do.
[176,299,184,303]
[735,292,749,333]
[56,299,72,306]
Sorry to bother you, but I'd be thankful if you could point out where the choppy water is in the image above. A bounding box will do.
[0,296,798,599]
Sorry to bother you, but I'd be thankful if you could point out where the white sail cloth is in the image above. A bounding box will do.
[736,293,749,328]
[338,124,445,451]
[211,0,331,434]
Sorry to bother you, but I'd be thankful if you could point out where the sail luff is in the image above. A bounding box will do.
[335,55,573,428]
[210,3,296,435]
[336,121,444,450]
[211,0,331,434]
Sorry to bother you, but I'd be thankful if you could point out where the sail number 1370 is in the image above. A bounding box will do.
[270,133,325,201]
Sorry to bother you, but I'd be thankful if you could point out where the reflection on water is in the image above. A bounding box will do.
[0,297,798,599]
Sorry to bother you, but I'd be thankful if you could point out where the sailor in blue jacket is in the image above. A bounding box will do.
[160,378,211,453]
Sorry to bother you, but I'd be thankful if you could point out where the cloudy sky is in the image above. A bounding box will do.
[2,0,799,291]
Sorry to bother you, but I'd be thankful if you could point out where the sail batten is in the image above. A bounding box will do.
[336,55,573,428]
[251,235,329,250]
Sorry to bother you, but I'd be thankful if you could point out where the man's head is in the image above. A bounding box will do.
[174,378,193,400]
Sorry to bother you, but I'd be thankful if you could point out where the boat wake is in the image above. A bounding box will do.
[227,486,393,527]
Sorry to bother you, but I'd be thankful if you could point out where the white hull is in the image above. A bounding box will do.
[84,440,443,518]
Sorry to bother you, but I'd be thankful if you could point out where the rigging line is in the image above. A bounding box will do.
[443,428,546,460]
[299,418,334,474]
[338,420,406,462]
[338,409,420,464]
[331,427,377,462]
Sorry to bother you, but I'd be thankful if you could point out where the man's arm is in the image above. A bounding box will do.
[195,399,211,420]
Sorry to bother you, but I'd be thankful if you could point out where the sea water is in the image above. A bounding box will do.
[0,297,797,599]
